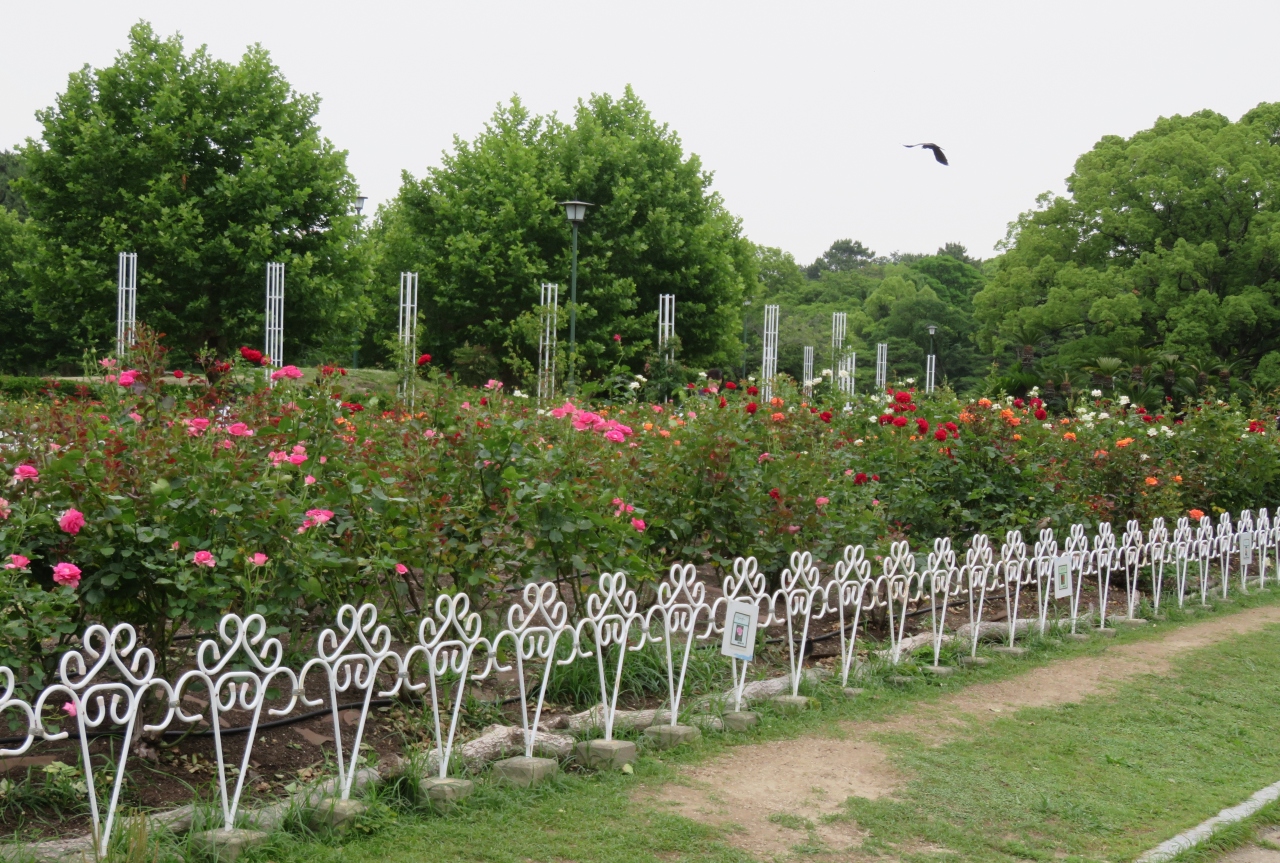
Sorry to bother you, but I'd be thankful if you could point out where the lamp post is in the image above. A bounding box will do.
[926,324,938,394]
[352,193,368,368]
[741,299,751,380]
[559,200,592,392]
[354,195,368,216]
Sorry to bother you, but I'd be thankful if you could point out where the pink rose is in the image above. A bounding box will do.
[117,370,138,387]
[184,418,210,436]
[304,475,316,485]
[687,411,697,420]
[631,518,646,532]
[128,412,143,423]
[288,453,308,466]
[815,497,830,507]
[62,701,77,717]
[604,429,625,443]
[268,451,289,466]
[270,365,304,381]
[787,525,801,534]
[219,440,234,450]
[226,423,254,437]
[59,508,86,535]
[460,402,471,410]
[13,465,38,482]
[0,498,10,520]
[484,379,503,390]
[395,563,408,575]
[5,554,30,571]
[171,541,180,550]
[99,358,117,369]
[319,456,327,464]
[758,453,772,463]
[192,550,216,568]
[250,553,269,567]
[52,562,81,588]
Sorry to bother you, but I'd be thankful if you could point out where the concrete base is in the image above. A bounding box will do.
[922,665,955,676]
[991,646,1028,657]
[1120,617,1148,626]
[688,713,725,732]
[492,755,558,788]
[308,798,366,833]
[574,739,637,770]
[189,828,269,862]
[771,695,811,712]
[722,711,759,732]
[1097,628,1117,638]
[643,724,701,750]
[842,687,864,698]
[419,776,474,809]
[958,656,990,667]
[887,675,915,686]
[1063,632,1090,642]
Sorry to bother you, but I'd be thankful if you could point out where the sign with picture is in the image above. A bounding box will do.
[1240,532,1253,556]
[1054,554,1073,599]
[720,599,759,662]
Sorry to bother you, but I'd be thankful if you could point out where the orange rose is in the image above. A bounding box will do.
[1094,449,1108,458]
[959,411,975,423]
[1116,438,1135,448]
[1012,433,1022,441]
[659,429,671,438]
[978,398,992,408]
[643,422,654,431]
[1144,477,1158,486]
[1174,475,1183,483]
[770,397,784,408]
[1063,432,1077,441]
[1189,508,1205,519]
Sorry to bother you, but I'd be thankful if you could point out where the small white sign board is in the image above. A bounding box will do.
[720,599,759,662]
[1053,555,1073,599]
[1240,533,1253,556]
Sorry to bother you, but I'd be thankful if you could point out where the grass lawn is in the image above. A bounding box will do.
[144,592,1280,862]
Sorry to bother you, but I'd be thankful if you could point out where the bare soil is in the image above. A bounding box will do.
[644,604,1280,861]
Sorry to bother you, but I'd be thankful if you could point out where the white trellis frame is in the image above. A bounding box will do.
[831,312,846,394]
[925,353,937,393]
[116,252,138,357]
[838,352,856,396]
[538,283,559,402]
[802,346,814,398]
[761,304,780,401]
[264,262,285,384]
[658,294,676,364]
[398,272,419,405]
[875,342,888,391]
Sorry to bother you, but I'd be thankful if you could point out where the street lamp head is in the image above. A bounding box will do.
[559,200,593,224]
[354,195,368,215]
[927,325,937,335]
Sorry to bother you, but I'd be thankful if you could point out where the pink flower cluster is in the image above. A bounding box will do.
[270,365,304,381]
[226,422,254,437]
[59,508,85,535]
[269,445,308,466]
[52,562,81,588]
[12,465,38,483]
[549,402,634,443]
[611,497,635,518]
[0,498,9,520]
[184,417,211,437]
[297,508,334,533]
[5,554,30,571]
[117,369,139,387]
[192,550,216,568]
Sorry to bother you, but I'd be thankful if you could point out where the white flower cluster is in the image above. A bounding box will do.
[512,388,529,399]
[1118,395,1131,406]
[1091,389,1103,397]
[821,368,833,378]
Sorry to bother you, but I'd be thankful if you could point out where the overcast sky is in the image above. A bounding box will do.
[4,1,1279,265]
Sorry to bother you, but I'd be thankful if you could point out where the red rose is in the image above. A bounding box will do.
[746,402,758,414]
[891,416,908,427]
[820,411,832,423]
[878,414,892,425]
[173,370,184,379]
[934,427,948,441]
[718,396,727,408]
[725,381,737,390]
[853,472,868,485]
[239,346,263,364]
[747,386,758,396]
[768,488,781,500]
[1030,398,1043,409]
[1142,414,1155,423]
[944,421,958,432]
[895,391,911,404]
[417,353,432,366]
[915,418,929,434]
[1013,398,1025,408]
[871,474,880,481]
[1034,408,1047,420]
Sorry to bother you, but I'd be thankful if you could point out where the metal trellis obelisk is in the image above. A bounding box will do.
[538,282,559,402]
[803,346,814,398]
[658,294,675,365]
[925,354,936,393]
[398,272,419,406]
[830,312,846,395]
[875,342,888,392]
[116,252,137,357]
[264,262,285,385]
[839,351,856,396]
[761,304,780,401]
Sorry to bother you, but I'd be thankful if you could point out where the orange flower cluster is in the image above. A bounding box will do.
[770,397,784,408]
[1062,432,1077,441]
[771,412,786,422]
[958,411,975,423]
[1189,508,1205,519]
[1116,438,1136,448]
[1144,477,1159,486]
[1093,449,1108,458]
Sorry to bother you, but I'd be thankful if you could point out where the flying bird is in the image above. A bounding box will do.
[904,143,948,165]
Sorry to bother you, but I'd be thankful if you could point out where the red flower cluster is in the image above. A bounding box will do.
[934,427,948,441]
[1034,408,1048,420]
[1249,419,1267,433]
[340,402,365,413]
[417,354,432,366]
[320,365,349,377]
[747,386,759,396]
[746,402,759,414]
[853,472,868,485]
[239,347,268,366]
[724,381,737,390]
[768,487,781,500]
[819,411,832,423]
[891,416,908,427]
[915,418,929,434]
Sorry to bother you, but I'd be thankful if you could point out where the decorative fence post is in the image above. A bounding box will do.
[875,342,888,392]
[573,572,644,759]
[538,283,559,403]
[719,557,770,710]
[998,530,1029,648]
[772,551,826,695]
[924,538,958,668]
[882,541,921,665]
[643,564,712,744]
[761,304,780,401]
[963,535,995,659]
[1148,517,1170,615]
[264,262,285,385]
[802,346,814,398]
[491,583,573,763]
[829,544,872,685]
[1093,522,1117,629]
[658,294,675,365]
[116,252,137,358]
[398,272,419,406]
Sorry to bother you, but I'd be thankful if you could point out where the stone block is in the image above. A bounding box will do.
[189,828,269,862]
[574,739,636,770]
[770,695,811,712]
[419,776,474,808]
[1062,632,1090,642]
[308,797,366,833]
[722,711,759,731]
[886,675,915,686]
[1097,628,1117,638]
[688,714,724,732]
[958,656,989,667]
[492,755,558,788]
[842,687,864,698]
[643,724,701,750]
[921,665,954,676]
[991,646,1028,657]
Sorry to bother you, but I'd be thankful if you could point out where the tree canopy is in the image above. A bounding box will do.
[369,87,754,384]
[14,22,366,367]
[973,103,1280,393]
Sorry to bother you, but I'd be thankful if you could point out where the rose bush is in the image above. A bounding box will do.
[1,335,1277,692]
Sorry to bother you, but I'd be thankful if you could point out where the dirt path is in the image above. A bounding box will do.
[641,605,1280,862]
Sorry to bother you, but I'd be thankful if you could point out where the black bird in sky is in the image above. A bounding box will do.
[904,143,948,165]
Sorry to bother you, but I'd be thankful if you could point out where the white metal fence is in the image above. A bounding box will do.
[3,506,1274,857]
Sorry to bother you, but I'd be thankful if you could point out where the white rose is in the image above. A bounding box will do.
[1091,389,1103,397]
[1118,395,1131,406]
[1147,427,1158,437]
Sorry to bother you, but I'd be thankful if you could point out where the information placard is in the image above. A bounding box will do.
[720,599,759,662]
[1053,554,1073,599]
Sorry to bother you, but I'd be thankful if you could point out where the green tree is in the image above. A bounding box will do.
[371,88,753,383]
[17,22,367,367]
[975,104,1280,383]
[0,151,27,219]
[0,208,44,372]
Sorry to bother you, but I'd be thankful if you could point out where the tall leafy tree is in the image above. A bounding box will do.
[372,87,753,383]
[0,151,27,218]
[18,22,366,367]
[975,104,1280,381]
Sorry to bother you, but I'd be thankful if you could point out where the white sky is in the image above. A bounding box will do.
[4,1,1279,265]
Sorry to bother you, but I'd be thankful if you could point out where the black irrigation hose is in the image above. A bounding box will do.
[0,694,524,746]
[762,599,970,644]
